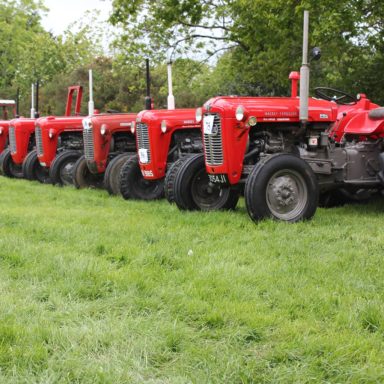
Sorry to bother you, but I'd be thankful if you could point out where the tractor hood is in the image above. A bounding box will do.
[37,116,84,132]
[203,96,338,123]
[137,109,198,128]
[86,113,136,132]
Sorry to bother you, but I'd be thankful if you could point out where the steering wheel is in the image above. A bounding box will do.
[314,87,357,105]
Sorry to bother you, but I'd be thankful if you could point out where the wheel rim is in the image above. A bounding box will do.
[35,163,50,183]
[60,159,76,185]
[191,168,229,209]
[266,169,308,220]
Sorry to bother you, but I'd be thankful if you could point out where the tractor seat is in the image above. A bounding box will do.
[368,108,384,120]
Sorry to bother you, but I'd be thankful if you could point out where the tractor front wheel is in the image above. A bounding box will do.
[173,154,239,211]
[104,153,134,195]
[49,150,82,186]
[119,155,164,200]
[72,155,104,189]
[0,149,24,178]
[245,153,318,223]
[22,150,51,183]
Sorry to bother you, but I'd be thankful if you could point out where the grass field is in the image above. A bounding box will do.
[0,176,383,383]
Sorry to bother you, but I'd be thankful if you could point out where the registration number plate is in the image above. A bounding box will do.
[208,174,228,184]
[203,115,215,134]
[138,148,149,163]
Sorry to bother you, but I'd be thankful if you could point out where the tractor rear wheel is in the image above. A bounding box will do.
[245,153,318,223]
[49,150,82,186]
[72,155,104,189]
[173,154,239,211]
[22,150,51,183]
[104,153,134,195]
[0,149,23,178]
[164,157,190,204]
[119,154,164,200]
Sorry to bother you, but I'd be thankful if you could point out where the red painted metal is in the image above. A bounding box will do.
[0,121,10,153]
[137,109,200,180]
[84,113,136,173]
[65,86,83,117]
[8,118,36,164]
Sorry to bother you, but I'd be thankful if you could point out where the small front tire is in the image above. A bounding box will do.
[0,149,24,178]
[72,155,104,189]
[104,153,134,195]
[49,150,82,186]
[119,155,164,200]
[22,150,51,183]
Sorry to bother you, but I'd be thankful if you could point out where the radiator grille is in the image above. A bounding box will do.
[203,113,223,166]
[136,122,151,163]
[83,126,94,160]
[35,126,43,156]
[9,126,16,154]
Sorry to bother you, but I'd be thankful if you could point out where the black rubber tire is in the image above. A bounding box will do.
[22,150,51,183]
[119,154,165,200]
[173,153,240,211]
[164,157,191,204]
[104,153,134,195]
[0,148,24,178]
[49,150,82,186]
[72,155,104,189]
[245,153,319,223]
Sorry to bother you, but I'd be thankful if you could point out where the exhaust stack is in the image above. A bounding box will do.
[35,81,40,118]
[299,10,309,123]
[30,83,35,119]
[16,88,20,118]
[144,59,152,110]
[88,70,94,116]
[167,61,175,110]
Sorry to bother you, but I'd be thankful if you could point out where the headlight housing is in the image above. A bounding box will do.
[0,127,3,135]
[236,106,245,121]
[82,118,92,130]
[48,129,55,139]
[161,120,167,133]
[100,124,107,135]
[196,107,203,122]
[247,116,257,127]
[130,121,136,134]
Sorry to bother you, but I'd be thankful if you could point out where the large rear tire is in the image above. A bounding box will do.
[22,150,51,183]
[103,153,134,195]
[245,153,318,223]
[0,149,23,178]
[72,155,104,189]
[119,155,164,200]
[173,154,239,211]
[49,150,82,186]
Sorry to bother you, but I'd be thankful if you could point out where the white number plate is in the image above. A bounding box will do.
[203,115,215,134]
[138,148,149,163]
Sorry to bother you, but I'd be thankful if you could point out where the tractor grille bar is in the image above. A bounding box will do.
[136,122,151,163]
[9,126,16,154]
[35,126,43,156]
[83,127,94,160]
[203,113,223,166]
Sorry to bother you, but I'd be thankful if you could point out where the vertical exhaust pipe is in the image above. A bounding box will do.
[144,59,152,110]
[299,10,309,123]
[35,80,40,118]
[167,61,175,110]
[16,88,20,118]
[88,69,94,115]
[30,83,35,118]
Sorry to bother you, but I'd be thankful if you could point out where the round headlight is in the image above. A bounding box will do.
[100,124,107,135]
[0,127,3,135]
[161,120,167,133]
[48,129,55,139]
[236,106,245,121]
[130,121,136,134]
[196,107,203,122]
[247,116,257,127]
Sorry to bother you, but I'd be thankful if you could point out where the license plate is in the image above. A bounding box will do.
[138,148,149,163]
[203,115,215,134]
[208,173,228,184]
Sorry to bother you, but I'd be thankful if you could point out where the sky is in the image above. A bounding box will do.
[41,0,112,35]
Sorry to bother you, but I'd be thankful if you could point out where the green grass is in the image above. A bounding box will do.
[0,177,384,383]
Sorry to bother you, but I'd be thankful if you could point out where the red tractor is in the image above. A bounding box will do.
[0,99,17,154]
[32,85,88,185]
[123,108,202,200]
[171,11,384,222]
[76,112,137,194]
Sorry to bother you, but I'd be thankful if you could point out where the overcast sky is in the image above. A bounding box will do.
[41,0,112,35]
